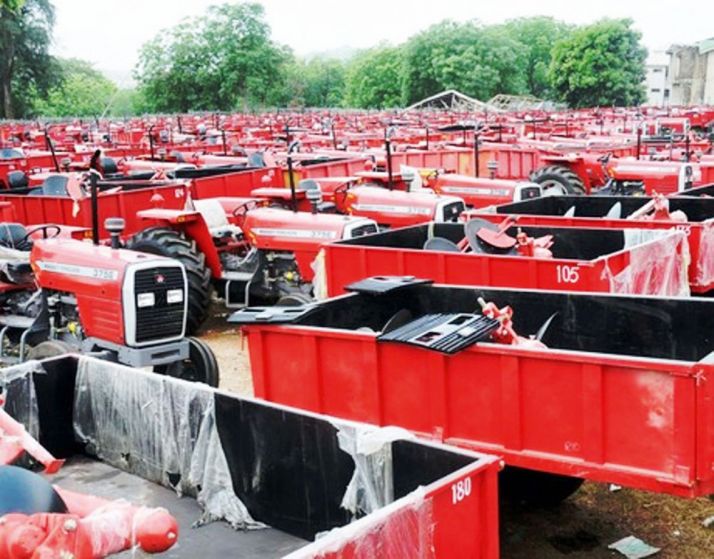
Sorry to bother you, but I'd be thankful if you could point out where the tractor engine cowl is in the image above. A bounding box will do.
[30,239,187,347]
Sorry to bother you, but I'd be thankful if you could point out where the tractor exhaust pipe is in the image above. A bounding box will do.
[89,170,100,245]
[105,217,125,249]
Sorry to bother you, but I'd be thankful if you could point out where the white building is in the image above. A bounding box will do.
[644,51,670,106]
[667,38,714,106]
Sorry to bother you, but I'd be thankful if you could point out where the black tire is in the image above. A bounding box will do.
[499,466,584,507]
[155,337,220,387]
[127,227,212,335]
[276,293,313,306]
[26,339,75,360]
[530,165,586,196]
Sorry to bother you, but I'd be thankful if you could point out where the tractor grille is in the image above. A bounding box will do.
[441,201,465,222]
[519,186,541,200]
[131,266,185,343]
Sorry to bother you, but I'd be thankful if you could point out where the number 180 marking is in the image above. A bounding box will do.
[451,478,472,505]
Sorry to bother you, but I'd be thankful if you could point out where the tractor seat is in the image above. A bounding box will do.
[0,223,32,251]
[7,171,29,190]
[193,199,242,237]
[40,175,69,196]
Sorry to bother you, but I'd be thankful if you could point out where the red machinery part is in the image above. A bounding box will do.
[0,492,178,559]
[0,399,64,474]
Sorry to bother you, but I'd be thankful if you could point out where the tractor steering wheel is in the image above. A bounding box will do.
[20,224,62,245]
[232,200,261,225]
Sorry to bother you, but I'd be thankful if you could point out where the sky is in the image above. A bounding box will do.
[51,0,714,87]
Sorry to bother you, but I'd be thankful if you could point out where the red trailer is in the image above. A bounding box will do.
[2,355,500,558]
[316,221,689,298]
[470,195,714,293]
[232,280,714,499]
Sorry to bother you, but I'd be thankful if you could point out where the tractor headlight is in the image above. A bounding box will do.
[167,289,184,304]
[137,292,156,308]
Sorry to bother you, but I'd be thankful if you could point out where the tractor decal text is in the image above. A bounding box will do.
[351,203,432,215]
[251,228,339,240]
[36,260,119,281]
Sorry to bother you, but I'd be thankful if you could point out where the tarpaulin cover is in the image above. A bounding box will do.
[695,219,714,288]
[73,357,265,530]
[604,229,690,297]
[0,360,41,440]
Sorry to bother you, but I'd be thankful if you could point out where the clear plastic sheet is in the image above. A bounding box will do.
[73,357,265,530]
[695,219,714,288]
[311,248,329,300]
[336,424,413,516]
[0,360,41,439]
[604,230,690,297]
[288,488,435,559]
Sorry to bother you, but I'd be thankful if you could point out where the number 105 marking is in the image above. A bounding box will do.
[556,265,580,284]
[451,477,472,505]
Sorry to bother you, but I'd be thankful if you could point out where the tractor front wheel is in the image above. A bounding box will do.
[127,227,212,335]
[530,165,586,196]
[155,337,220,387]
[499,466,584,507]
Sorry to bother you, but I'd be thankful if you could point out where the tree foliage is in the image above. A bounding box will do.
[400,20,529,105]
[496,17,572,99]
[0,0,57,118]
[134,2,292,112]
[549,19,647,108]
[344,45,403,109]
[33,58,117,117]
[286,57,346,108]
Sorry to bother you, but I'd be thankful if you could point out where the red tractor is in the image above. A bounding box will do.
[131,200,379,308]
[530,154,706,196]
[0,219,219,386]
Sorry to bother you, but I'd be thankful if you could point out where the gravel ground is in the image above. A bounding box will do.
[201,316,714,558]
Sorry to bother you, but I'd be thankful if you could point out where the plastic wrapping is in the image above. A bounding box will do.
[0,360,41,440]
[73,357,265,530]
[336,424,413,516]
[311,248,329,300]
[695,219,714,288]
[289,488,435,559]
[604,230,690,296]
[292,422,433,559]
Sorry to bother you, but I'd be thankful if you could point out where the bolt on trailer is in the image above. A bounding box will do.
[315,218,690,299]
[231,278,714,501]
[0,355,500,558]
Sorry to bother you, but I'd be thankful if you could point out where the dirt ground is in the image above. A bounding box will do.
[201,318,714,559]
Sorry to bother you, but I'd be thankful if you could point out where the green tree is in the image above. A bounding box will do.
[400,20,528,105]
[287,57,346,107]
[0,0,58,118]
[134,2,292,112]
[549,18,647,108]
[496,17,572,98]
[344,44,403,108]
[33,58,117,117]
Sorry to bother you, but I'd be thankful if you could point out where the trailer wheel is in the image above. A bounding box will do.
[155,337,219,387]
[128,227,212,335]
[530,165,586,196]
[26,340,75,360]
[499,466,584,507]
[276,293,312,306]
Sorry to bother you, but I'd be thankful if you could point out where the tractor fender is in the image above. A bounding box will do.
[136,209,223,278]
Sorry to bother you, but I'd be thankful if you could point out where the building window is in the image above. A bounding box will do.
[651,88,661,93]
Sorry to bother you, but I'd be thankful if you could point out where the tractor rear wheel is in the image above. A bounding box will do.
[530,165,586,196]
[128,227,212,335]
[155,337,220,387]
[499,466,584,507]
